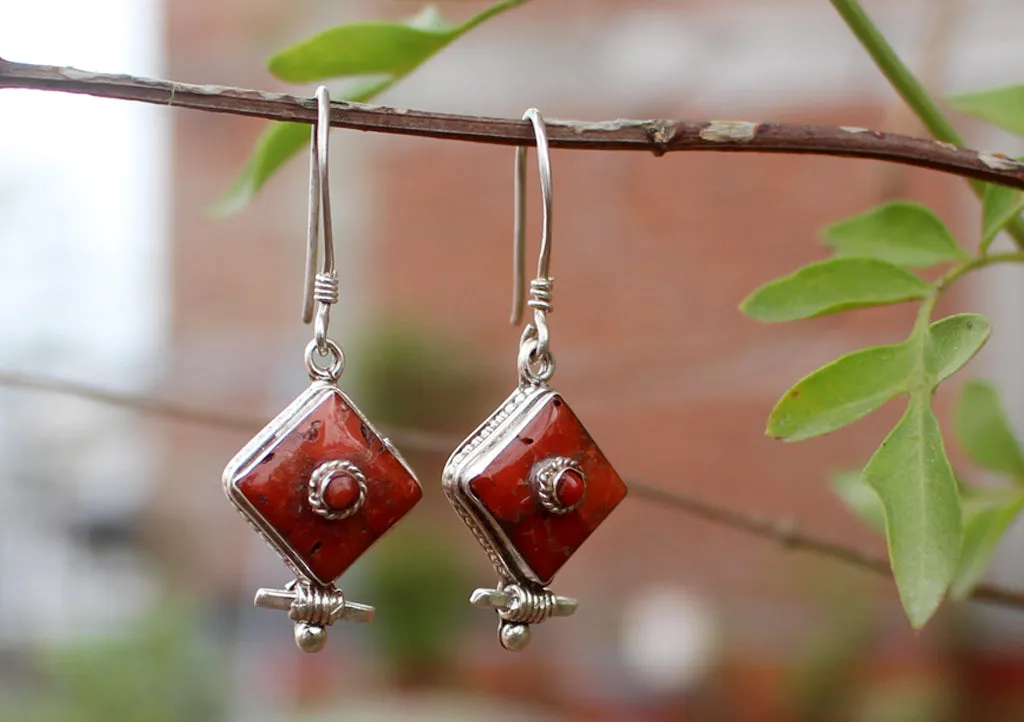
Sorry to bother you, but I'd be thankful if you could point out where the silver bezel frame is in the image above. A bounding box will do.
[223,381,420,587]
[442,383,556,586]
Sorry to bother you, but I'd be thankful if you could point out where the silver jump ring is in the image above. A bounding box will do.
[518,334,555,385]
[305,338,345,382]
[520,323,550,364]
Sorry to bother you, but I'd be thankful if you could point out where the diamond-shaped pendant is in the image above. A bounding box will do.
[443,382,627,650]
[224,381,422,651]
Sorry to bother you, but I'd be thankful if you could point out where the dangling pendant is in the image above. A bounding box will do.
[443,382,627,650]
[224,351,421,651]
[222,87,421,652]
[442,108,627,650]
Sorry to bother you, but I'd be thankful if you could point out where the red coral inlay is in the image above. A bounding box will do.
[233,391,421,584]
[469,394,627,583]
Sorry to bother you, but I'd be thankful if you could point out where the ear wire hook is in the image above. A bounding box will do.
[511,108,555,385]
[302,86,344,381]
[511,108,553,326]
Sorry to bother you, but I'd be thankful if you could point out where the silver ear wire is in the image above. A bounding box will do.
[511,108,553,325]
[511,109,556,385]
[301,86,344,381]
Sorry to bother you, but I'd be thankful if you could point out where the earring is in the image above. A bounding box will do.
[222,87,422,653]
[442,109,628,651]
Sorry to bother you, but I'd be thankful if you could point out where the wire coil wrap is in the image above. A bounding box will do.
[498,584,556,624]
[288,583,346,627]
[312,272,339,305]
[527,277,553,313]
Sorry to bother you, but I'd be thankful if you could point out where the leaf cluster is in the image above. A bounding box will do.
[743,190,1023,626]
[741,2,1024,627]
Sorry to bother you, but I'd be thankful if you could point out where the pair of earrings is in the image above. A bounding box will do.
[222,89,628,653]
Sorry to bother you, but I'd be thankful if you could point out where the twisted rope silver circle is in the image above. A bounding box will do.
[308,459,367,520]
[532,456,587,514]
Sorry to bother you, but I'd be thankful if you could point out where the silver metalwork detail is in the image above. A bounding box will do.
[447,114,582,647]
[447,486,512,584]
[304,338,345,383]
[511,108,553,325]
[308,459,367,520]
[312,271,339,305]
[446,387,529,471]
[527,277,553,313]
[302,86,343,364]
[443,385,547,585]
[223,88,423,655]
[223,382,420,587]
[443,385,584,651]
[532,456,586,514]
[518,327,555,385]
[255,580,375,653]
[511,108,557,386]
[470,583,577,652]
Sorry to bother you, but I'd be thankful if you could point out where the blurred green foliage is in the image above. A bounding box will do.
[346,321,483,681]
[349,320,489,432]
[360,525,473,686]
[2,604,224,722]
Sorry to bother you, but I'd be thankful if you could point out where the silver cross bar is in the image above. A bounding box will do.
[254,588,376,624]
[470,587,578,618]
[254,585,375,653]
[470,584,578,651]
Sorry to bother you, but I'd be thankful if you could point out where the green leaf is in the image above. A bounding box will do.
[832,471,1024,604]
[863,396,961,628]
[212,78,392,216]
[831,471,885,534]
[767,342,913,441]
[949,85,1024,136]
[741,259,932,323]
[268,7,458,83]
[212,122,307,217]
[981,184,1024,254]
[221,1,524,213]
[955,379,1024,478]
[767,314,988,442]
[769,312,989,627]
[925,314,991,384]
[951,489,1024,599]
[823,202,969,268]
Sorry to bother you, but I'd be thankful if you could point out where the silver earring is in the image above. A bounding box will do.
[442,108,628,651]
[222,87,422,653]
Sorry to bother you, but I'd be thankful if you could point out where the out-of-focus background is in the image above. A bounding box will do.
[2,0,1024,719]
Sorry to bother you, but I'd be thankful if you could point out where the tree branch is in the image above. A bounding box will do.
[2,58,1023,189]
[4,54,1023,611]
[3,370,1024,611]
[829,0,1024,245]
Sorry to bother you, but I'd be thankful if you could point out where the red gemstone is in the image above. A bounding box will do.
[469,393,626,584]
[323,474,360,511]
[555,469,586,508]
[226,386,421,585]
